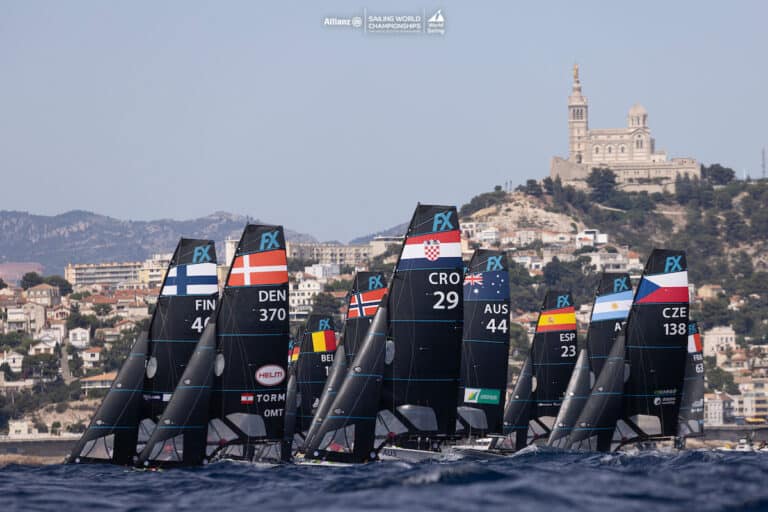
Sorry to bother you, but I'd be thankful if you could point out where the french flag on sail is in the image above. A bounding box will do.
[635,271,688,305]
[590,290,633,322]
[161,263,218,296]
[398,230,462,271]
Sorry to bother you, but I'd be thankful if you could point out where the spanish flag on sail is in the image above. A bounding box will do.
[311,330,337,352]
[536,306,577,333]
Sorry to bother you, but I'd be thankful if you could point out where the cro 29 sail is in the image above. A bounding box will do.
[378,204,464,450]
[677,321,704,443]
[568,249,689,451]
[137,225,290,466]
[457,249,511,437]
[69,238,218,465]
[304,272,387,450]
[548,273,631,447]
[499,290,577,451]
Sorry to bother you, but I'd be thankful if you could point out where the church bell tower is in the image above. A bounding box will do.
[568,64,588,164]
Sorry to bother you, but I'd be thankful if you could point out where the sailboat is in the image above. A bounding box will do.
[455,249,511,441]
[567,249,690,451]
[68,239,218,464]
[295,314,338,443]
[136,225,290,466]
[302,272,387,451]
[675,321,704,447]
[495,290,577,451]
[303,204,463,463]
[548,273,631,448]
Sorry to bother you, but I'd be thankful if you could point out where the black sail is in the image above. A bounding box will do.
[136,320,217,466]
[500,291,577,449]
[68,333,148,464]
[69,238,218,465]
[566,330,627,451]
[209,224,291,461]
[548,273,631,447]
[677,321,704,440]
[303,297,390,463]
[622,249,689,440]
[296,314,338,434]
[457,249,511,436]
[586,273,632,375]
[547,348,591,447]
[379,204,464,442]
[304,272,387,448]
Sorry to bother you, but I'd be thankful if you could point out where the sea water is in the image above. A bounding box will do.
[1,448,767,511]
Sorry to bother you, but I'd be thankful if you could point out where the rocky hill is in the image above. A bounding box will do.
[0,210,316,275]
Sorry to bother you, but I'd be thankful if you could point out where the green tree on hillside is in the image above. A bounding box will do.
[702,163,735,185]
[0,278,7,290]
[586,168,617,203]
[20,272,44,290]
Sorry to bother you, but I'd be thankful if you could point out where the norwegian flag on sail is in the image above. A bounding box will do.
[228,250,288,287]
[347,287,387,319]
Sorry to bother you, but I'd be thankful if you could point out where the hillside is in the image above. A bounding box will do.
[0,210,316,275]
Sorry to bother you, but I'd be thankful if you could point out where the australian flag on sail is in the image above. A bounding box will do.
[161,263,218,296]
[591,290,633,322]
[635,271,688,304]
[398,230,462,271]
[463,271,509,301]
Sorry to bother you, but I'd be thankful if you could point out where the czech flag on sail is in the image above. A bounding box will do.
[228,250,288,287]
[635,271,688,305]
[537,306,576,333]
[161,263,218,296]
[398,230,462,271]
[348,288,386,319]
[590,290,633,322]
[463,271,509,301]
[311,330,337,352]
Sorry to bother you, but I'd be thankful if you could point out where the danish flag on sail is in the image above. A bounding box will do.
[347,288,387,319]
[227,250,288,287]
[398,230,462,271]
[635,271,688,304]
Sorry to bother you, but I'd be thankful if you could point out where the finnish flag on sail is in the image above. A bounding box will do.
[590,290,633,322]
[161,263,218,296]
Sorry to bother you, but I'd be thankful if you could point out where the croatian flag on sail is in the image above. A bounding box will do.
[161,263,218,296]
[590,290,633,322]
[634,271,688,305]
[464,271,509,301]
[398,230,462,271]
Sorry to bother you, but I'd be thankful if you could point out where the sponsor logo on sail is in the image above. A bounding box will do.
[255,364,286,386]
[463,387,501,405]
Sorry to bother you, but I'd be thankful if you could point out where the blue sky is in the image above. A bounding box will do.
[1,1,766,241]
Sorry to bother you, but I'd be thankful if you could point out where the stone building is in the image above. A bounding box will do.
[550,65,699,192]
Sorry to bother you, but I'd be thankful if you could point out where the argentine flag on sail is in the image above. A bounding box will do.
[590,290,633,322]
[161,263,218,296]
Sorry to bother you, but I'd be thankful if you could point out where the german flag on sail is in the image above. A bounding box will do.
[536,306,576,333]
[289,345,300,362]
[311,330,337,352]
[228,250,288,287]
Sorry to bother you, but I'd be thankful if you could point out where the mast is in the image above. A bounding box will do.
[69,238,218,465]
[457,249,511,437]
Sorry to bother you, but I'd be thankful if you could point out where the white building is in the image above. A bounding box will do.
[82,347,102,369]
[703,325,737,358]
[28,339,58,356]
[80,371,116,396]
[550,65,700,193]
[69,327,91,350]
[25,283,61,307]
[304,263,341,280]
[0,350,25,373]
[704,391,734,426]
[65,261,142,288]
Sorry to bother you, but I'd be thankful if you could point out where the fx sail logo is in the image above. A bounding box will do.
[486,256,503,272]
[368,275,384,290]
[193,245,212,263]
[318,319,331,331]
[432,211,454,232]
[556,295,571,308]
[613,277,629,293]
[664,256,682,273]
[260,230,280,251]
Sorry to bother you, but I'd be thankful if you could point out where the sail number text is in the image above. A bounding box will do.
[560,332,576,358]
[259,308,287,321]
[429,272,461,310]
[662,307,687,336]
